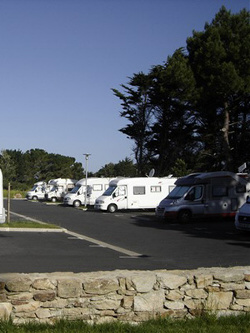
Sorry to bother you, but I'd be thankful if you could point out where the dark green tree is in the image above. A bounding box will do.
[95,163,116,178]
[114,157,137,177]
[0,149,84,188]
[148,49,198,176]
[95,158,137,177]
[187,6,250,171]
[112,72,154,175]
[23,149,49,183]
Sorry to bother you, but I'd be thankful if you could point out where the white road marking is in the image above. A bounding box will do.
[66,230,142,257]
[10,211,142,257]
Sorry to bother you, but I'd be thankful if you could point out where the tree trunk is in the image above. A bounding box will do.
[222,102,232,170]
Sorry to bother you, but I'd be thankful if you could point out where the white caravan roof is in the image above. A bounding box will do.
[108,177,177,187]
[76,177,115,186]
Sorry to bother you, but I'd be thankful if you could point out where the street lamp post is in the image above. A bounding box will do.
[83,153,91,207]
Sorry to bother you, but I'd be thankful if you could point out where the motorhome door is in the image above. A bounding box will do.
[114,185,128,209]
[184,185,205,216]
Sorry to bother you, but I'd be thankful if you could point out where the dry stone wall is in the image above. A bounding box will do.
[0,266,250,324]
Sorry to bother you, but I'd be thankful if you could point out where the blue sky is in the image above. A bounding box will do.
[0,0,249,172]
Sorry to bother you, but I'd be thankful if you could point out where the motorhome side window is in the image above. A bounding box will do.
[185,186,203,201]
[93,184,103,191]
[212,186,228,197]
[133,186,145,195]
[150,186,161,193]
[117,186,126,196]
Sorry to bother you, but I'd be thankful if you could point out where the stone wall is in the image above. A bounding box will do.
[0,266,250,324]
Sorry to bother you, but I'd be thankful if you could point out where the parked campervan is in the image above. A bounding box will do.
[45,178,77,202]
[26,180,54,201]
[94,176,177,213]
[235,197,250,231]
[156,171,250,223]
[63,177,113,207]
[0,169,5,223]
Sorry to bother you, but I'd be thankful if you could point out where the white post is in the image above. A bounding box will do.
[83,154,91,207]
[0,169,6,223]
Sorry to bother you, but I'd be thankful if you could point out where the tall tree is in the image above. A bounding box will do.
[187,6,250,171]
[112,72,154,175]
[148,49,198,175]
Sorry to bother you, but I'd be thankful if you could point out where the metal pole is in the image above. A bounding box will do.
[83,154,91,207]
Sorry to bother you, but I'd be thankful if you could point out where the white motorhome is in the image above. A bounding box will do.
[94,176,177,213]
[0,169,5,223]
[45,178,77,202]
[26,180,54,201]
[63,177,113,207]
[156,171,250,223]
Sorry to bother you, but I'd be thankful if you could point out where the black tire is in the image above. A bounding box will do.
[73,200,81,207]
[107,204,117,213]
[51,197,57,203]
[32,196,38,201]
[178,210,192,223]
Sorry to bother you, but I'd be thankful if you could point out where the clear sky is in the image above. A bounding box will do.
[0,0,249,172]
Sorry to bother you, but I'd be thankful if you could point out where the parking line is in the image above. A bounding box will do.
[66,230,142,257]
[10,211,143,258]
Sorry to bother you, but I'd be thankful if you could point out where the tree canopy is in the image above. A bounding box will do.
[113,6,250,176]
[0,149,85,189]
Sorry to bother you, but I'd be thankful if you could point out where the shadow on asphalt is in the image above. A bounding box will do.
[130,213,250,245]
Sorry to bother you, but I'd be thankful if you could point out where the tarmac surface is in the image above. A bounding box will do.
[0,199,249,273]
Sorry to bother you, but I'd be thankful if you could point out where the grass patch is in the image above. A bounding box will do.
[3,189,27,199]
[0,314,250,333]
[0,220,60,229]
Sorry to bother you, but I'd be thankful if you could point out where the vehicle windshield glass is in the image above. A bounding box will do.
[167,186,191,199]
[70,185,82,193]
[31,185,38,191]
[103,186,116,196]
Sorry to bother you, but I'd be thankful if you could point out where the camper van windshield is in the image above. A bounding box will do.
[31,185,38,191]
[103,186,116,196]
[167,186,191,199]
[70,185,82,194]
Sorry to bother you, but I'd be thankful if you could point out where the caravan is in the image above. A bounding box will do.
[94,176,177,213]
[26,180,54,201]
[45,178,77,202]
[156,171,250,223]
[63,177,113,207]
[0,169,5,223]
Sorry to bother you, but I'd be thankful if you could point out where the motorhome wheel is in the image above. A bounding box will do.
[107,204,117,213]
[32,196,38,201]
[73,200,81,207]
[178,210,192,223]
[51,197,57,203]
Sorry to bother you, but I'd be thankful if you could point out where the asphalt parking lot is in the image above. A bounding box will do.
[0,199,249,273]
